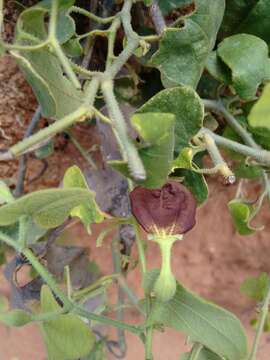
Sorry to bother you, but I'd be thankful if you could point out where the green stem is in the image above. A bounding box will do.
[70,6,116,24]
[48,0,80,89]
[106,0,139,78]
[10,106,90,157]
[133,221,153,359]
[189,343,203,360]
[203,99,270,197]
[73,306,142,335]
[118,276,145,315]
[23,248,72,307]
[51,40,81,89]
[203,99,258,149]
[101,78,146,180]
[76,29,108,42]
[145,321,153,360]
[248,277,270,360]
[66,131,97,169]
[48,0,58,38]
[133,221,147,275]
[0,230,20,250]
[200,129,270,166]
[202,132,234,178]
[106,18,121,69]
[112,237,127,356]
[4,40,49,51]
[149,1,166,35]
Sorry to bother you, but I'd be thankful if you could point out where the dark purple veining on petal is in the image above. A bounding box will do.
[130,181,196,235]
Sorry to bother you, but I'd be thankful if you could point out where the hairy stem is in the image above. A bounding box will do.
[203,99,258,149]
[101,78,146,180]
[149,1,166,35]
[204,99,270,196]
[200,129,270,167]
[10,106,91,157]
[70,6,116,24]
[249,276,270,360]
[49,0,80,89]
[66,131,97,169]
[203,132,234,178]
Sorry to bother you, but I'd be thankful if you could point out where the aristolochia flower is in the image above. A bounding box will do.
[130,181,196,236]
[130,181,197,302]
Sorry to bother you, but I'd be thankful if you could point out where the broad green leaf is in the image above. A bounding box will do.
[234,162,262,179]
[17,1,75,44]
[62,38,83,58]
[216,34,270,100]
[37,0,75,10]
[63,166,105,231]
[11,51,56,118]
[228,200,256,235]
[206,51,231,85]
[14,48,83,119]
[0,309,32,327]
[146,271,248,360]
[172,149,208,205]
[137,87,204,151]
[151,0,225,88]
[157,0,193,15]
[180,169,208,205]
[173,147,194,170]
[87,339,106,360]
[56,10,76,44]
[218,0,257,38]
[181,347,222,360]
[240,273,269,301]
[0,219,47,245]
[41,286,95,360]
[248,83,270,139]
[35,139,54,159]
[109,113,175,188]
[237,0,270,45]
[0,181,14,204]
[0,188,94,229]
[15,4,83,119]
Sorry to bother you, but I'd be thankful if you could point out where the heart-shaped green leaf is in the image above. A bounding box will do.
[0,181,14,204]
[41,285,95,360]
[237,0,270,45]
[216,34,270,100]
[157,0,193,15]
[0,188,94,229]
[109,112,175,188]
[151,0,225,88]
[14,3,82,119]
[181,347,223,360]
[241,273,269,302]
[0,309,32,327]
[137,87,203,151]
[248,83,270,142]
[144,270,248,360]
[228,200,256,236]
[63,166,105,232]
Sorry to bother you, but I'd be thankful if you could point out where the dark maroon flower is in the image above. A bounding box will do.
[130,181,196,235]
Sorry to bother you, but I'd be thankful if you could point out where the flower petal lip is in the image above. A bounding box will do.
[130,181,196,235]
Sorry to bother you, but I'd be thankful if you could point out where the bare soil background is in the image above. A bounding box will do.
[1,56,270,360]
